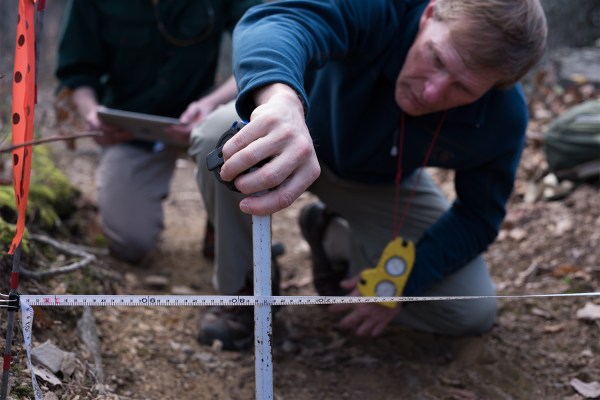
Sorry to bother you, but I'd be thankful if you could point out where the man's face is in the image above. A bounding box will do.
[395,4,499,116]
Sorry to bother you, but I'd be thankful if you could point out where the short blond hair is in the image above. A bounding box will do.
[434,0,547,88]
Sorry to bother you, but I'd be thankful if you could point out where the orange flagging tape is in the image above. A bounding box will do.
[9,0,37,254]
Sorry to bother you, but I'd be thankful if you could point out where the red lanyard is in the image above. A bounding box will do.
[392,111,447,238]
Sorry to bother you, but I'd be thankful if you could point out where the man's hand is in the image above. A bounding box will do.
[329,274,401,337]
[174,75,239,135]
[93,126,134,146]
[219,83,321,215]
[87,108,134,146]
[72,87,134,146]
[172,97,217,136]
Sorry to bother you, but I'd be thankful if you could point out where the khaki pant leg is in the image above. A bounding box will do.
[96,144,180,263]
[189,101,254,294]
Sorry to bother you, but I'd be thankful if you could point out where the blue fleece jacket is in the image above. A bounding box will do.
[233,0,527,296]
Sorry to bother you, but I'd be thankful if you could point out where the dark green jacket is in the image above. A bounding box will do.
[56,0,259,118]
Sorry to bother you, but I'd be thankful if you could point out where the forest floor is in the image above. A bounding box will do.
[0,68,599,400]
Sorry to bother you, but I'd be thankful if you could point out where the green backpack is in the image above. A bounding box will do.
[542,99,600,182]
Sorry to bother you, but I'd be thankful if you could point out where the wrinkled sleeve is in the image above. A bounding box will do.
[232,0,391,120]
[405,99,528,296]
[55,0,106,94]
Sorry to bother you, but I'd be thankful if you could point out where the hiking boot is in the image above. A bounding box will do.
[202,220,215,260]
[197,257,281,351]
[299,202,349,296]
[197,305,255,351]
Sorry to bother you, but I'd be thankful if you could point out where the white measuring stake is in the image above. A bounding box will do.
[253,214,273,400]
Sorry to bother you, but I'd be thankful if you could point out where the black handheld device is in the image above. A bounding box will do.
[206,121,247,192]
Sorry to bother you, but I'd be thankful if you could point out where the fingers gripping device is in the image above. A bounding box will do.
[206,121,271,192]
[206,121,247,192]
[357,237,415,308]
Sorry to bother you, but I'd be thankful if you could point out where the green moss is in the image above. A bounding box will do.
[0,141,80,250]
[66,269,101,295]
[92,233,107,247]
[0,186,16,207]
[29,145,80,218]
[0,215,28,254]
[10,384,35,398]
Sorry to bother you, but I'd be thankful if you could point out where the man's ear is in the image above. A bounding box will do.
[418,0,436,30]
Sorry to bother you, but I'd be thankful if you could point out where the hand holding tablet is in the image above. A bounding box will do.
[96,106,189,147]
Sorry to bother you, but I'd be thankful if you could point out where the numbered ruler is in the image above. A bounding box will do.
[20,292,600,308]
[16,291,600,400]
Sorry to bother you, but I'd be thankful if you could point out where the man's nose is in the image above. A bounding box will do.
[422,74,450,104]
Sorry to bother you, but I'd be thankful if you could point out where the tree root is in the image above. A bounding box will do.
[19,234,105,278]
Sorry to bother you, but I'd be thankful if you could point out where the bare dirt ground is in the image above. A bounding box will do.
[0,2,598,399]
[0,7,597,391]
[1,72,597,400]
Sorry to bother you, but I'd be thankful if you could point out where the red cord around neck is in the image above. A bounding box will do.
[392,111,447,238]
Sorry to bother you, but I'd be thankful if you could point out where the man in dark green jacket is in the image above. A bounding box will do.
[56,0,259,263]
[189,0,547,350]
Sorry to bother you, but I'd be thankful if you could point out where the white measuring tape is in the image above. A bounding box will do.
[17,292,600,306]
[17,291,600,400]
[20,302,43,400]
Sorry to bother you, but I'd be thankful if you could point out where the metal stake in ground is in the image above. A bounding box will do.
[206,121,274,398]
[253,214,273,400]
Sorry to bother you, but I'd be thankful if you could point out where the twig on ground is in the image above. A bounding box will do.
[19,233,101,278]
[515,262,540,287]
[0,132,101,154]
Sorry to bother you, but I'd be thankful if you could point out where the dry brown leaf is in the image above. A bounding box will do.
[551,263,582,278]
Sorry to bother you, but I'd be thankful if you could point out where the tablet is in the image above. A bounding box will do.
[96,106,188,147]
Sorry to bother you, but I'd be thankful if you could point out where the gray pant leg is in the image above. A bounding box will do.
[96,144,180,263]
[394,257,497,335]
[189,101,254,294]
[311,167,497,335]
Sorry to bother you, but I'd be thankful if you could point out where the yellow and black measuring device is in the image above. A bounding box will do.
[357,237,415,308]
